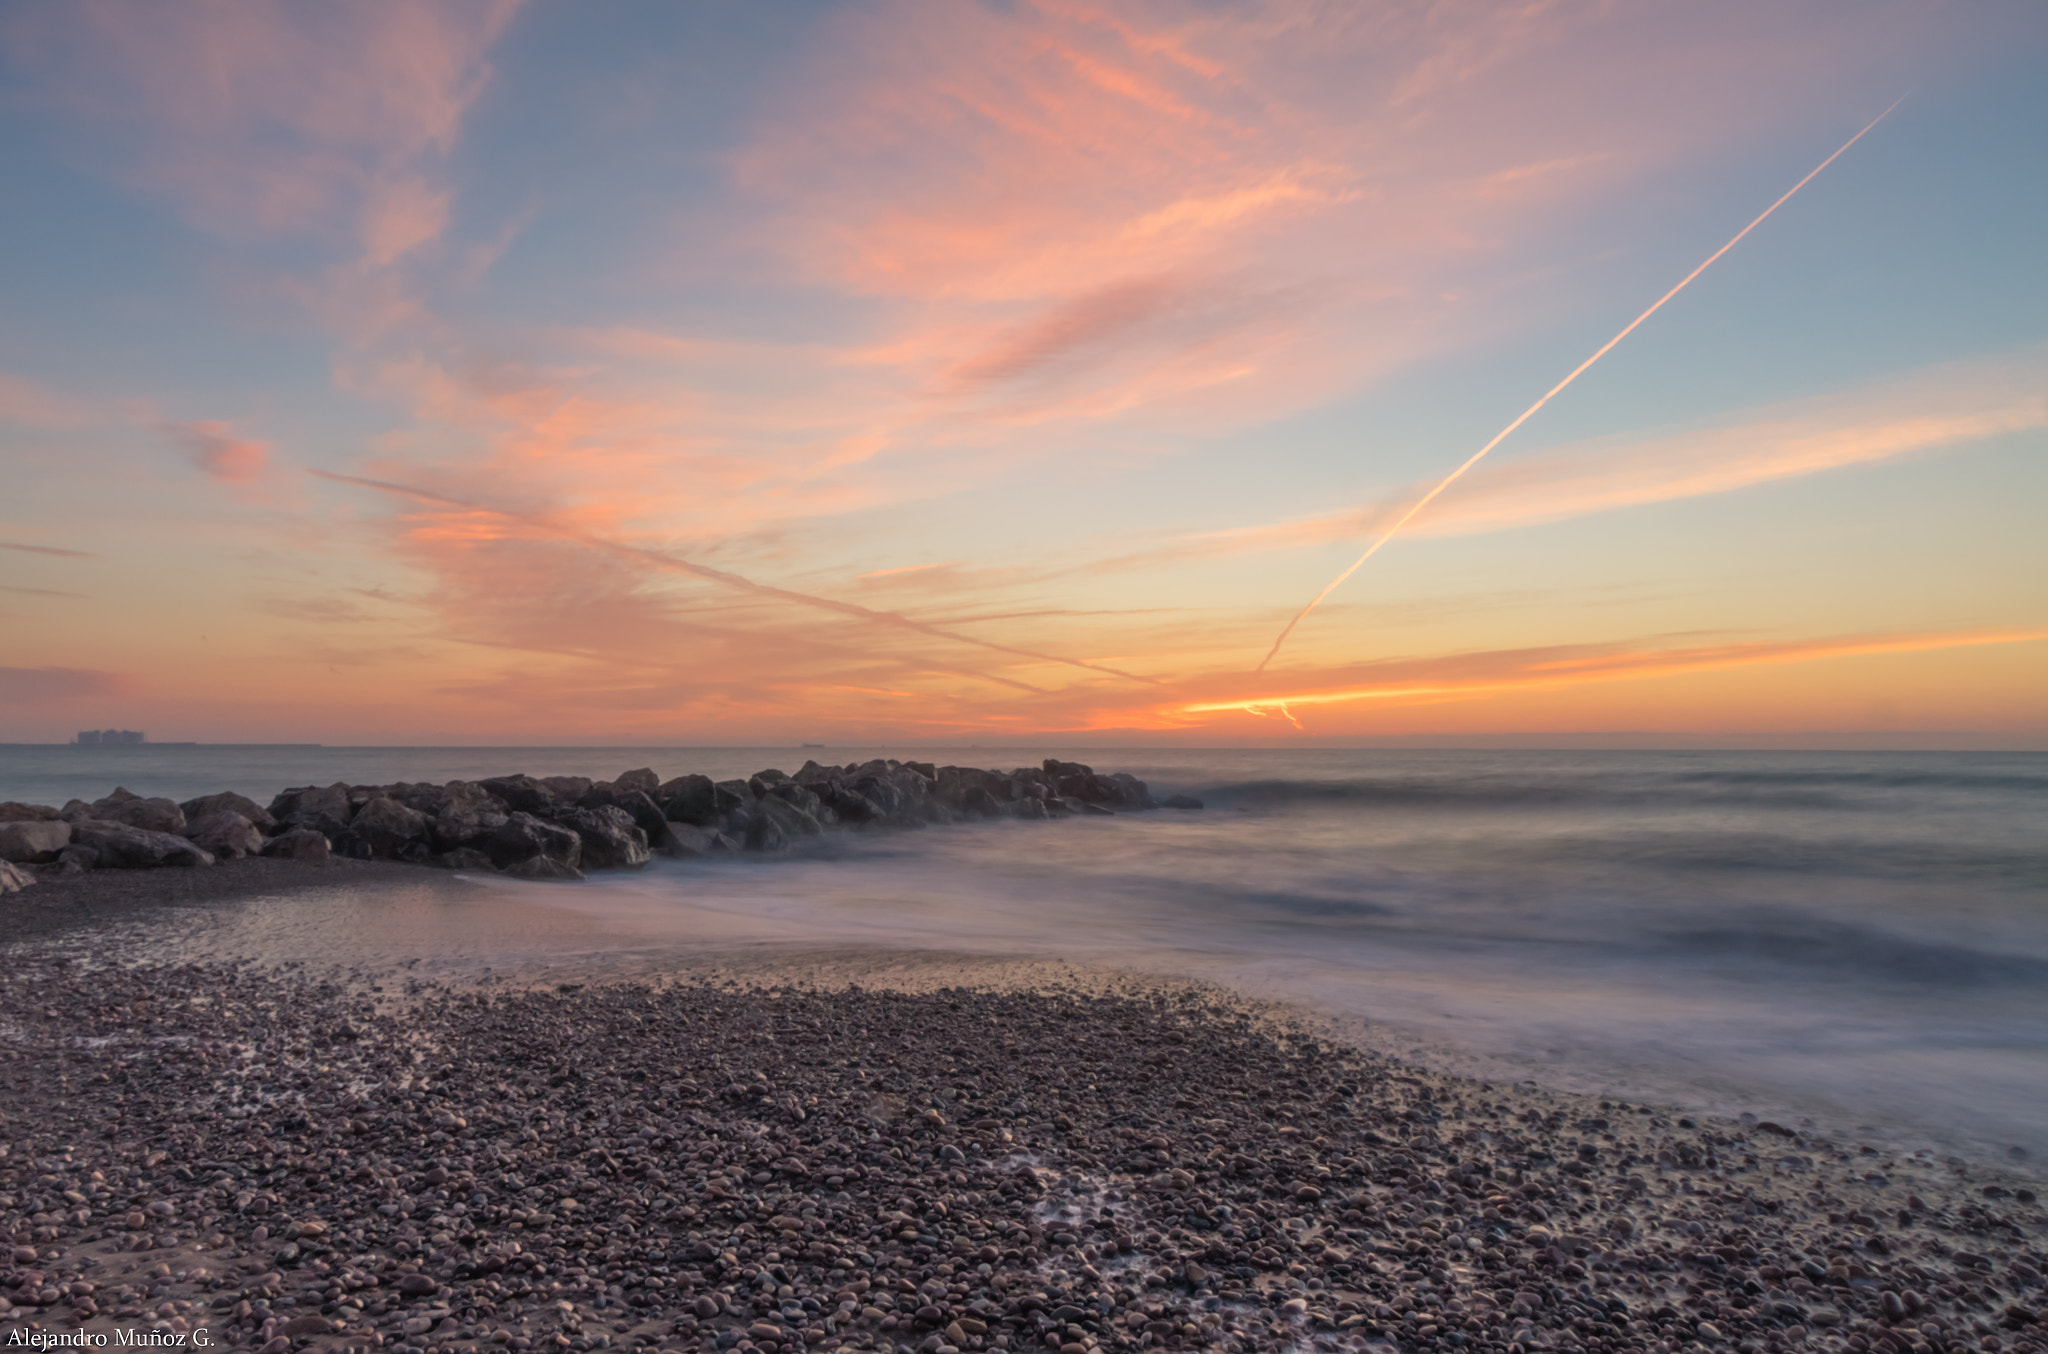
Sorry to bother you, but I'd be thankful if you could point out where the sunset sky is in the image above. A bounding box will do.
[2,1,2043,745]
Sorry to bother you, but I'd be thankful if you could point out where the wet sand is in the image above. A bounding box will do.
[2,872,2044,1354]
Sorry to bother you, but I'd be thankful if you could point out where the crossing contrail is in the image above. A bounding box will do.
[1255,98,1904,673]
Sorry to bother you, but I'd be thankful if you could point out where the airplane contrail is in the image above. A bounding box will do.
[1254,98,1905,673]
[311,469,1164,688]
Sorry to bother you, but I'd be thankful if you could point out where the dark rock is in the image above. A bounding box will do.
[261,828,331,863]
[736,806,789,855]
[663,823,739,859]
[436,846,496,871]
[70,820,214,868]
[579,786,667,841]
[502,854,585,882]
[341,795,433,860]
[614,767,660,794]
[479,775,557,815]
[936,766,1010,814]
[0,860,33,894]
[655,774,719,826]
[432,781,510,852]
[766,780,828,823]
[271,783,355,837]
[556,806,651,870]
[78,788,186,834]
[487,812,582,871]
[0,801,62,822]
[184,810,264,860]
[178,790,278,832]
[538,775,594,800]
[0,819,70,864]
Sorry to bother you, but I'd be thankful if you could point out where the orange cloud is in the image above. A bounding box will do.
[1166,627,2048,727]
[311,469,1162,690]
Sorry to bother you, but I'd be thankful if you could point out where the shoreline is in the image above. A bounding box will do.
[3,878,2045,1354]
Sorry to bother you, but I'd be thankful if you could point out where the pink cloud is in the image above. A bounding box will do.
[7,0,518,258]
[162,420,269,483]
[0,372,86,427]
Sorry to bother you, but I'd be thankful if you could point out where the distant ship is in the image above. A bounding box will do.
[74,729,145,746]
[800,742,827,748]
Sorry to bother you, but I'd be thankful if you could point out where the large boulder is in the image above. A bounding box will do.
[733,805,789,855]
[556,806,651,870]
[613,767,660,795]
[385,782,449,816]
[486,812,581,871]
[432,781,509,851]
[333,795,432,862]
[271,783,355,837]
[935,766,1009,814]
[178,791,277,832]
[539,775,594,800]
[0,802,62,822]
[0,860,33,894]
[0,819,70,864]
[261,828,331,863]
[70,820,214,869]
[761,784,824,835]
[813,780,880,825]
[77,788,187,834]
[578,786,667,841]
[184,811,264,859]
[479,775,556,815]
[654,774,719,826]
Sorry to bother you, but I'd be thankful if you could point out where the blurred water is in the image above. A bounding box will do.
[5,745,2043,1161]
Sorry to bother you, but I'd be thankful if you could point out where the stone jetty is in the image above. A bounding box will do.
[0,760,1205,888]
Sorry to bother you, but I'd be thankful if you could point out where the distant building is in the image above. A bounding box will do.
[74,729,145,746]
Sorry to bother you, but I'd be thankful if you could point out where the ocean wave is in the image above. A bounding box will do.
[1192,775,1843,812]
[1670,768,2048,793]
[1654,916,2048,987]
[1530,831,2048,886]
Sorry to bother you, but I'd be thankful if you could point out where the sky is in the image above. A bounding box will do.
[1,0,2043,747]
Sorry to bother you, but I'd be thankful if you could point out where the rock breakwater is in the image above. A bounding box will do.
[0,760,1202,888]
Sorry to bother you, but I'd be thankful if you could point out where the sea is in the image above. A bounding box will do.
[3,744,2044,1166]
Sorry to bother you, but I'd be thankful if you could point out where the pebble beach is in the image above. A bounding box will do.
[2,885,2044,1354]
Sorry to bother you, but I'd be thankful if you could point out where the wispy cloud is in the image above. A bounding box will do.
[1178,347,2048,557]
[0,666,136,702]
[7,0,519,256]
[0,541,99,559]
